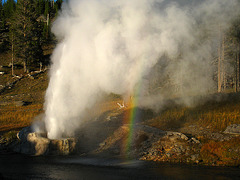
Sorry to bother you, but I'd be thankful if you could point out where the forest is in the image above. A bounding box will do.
[0,0,240,94]
[0,0,63,73]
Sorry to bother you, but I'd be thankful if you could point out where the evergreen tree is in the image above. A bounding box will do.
[0,0,4,29]
[11,0,43,73]
[0,0,4,52]
[3,0,15,20]
[37,0,45,16]
[0,0,16,52]
[56,0,63,10]
[44,0,49,17]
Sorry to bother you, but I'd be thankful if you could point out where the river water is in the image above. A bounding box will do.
[0,153,240,180]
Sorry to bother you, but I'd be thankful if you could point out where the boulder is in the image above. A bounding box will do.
[15,127,77,155]
[224,124,240,135]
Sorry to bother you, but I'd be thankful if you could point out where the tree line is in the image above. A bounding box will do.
[0,0,240,93]
[0,0,63,73]
[217,19,240,92]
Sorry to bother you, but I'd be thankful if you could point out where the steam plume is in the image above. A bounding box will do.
[43,0,240,139]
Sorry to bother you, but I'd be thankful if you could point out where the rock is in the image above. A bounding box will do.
[14,101,25,107]
[27,133,50,155]
[166,132,188,141]
[50,138,77,155]
[15,127,77,155]
[17,126,33,140]
[188,137,200,144]
[191,154,199,161]
[14,101,31,107]
[166,153,171,158]
[224,124,240,135]
[180,134,189,141]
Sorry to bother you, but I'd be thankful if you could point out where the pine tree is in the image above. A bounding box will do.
[11,0,43,73]
[0,0,3,20]
[0,0,4,52]
[3,0,15,20]
[1,0,16,53]
[0,0,3,29]
[44,0,49,17]
[56,0,63,10]
[37,0,45,15]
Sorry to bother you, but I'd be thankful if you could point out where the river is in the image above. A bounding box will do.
[0,153,240,179]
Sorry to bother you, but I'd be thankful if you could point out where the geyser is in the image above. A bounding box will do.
[41,0,240,139]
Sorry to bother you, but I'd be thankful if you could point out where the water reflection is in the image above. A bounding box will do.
[1,153,240,180]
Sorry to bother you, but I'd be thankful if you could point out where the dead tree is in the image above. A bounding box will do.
[218,31,226,93]
[236,42,240,92]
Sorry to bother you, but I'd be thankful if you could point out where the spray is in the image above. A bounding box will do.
[42,0,240,139]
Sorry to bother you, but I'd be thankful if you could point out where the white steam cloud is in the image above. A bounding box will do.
[43,0,240,139]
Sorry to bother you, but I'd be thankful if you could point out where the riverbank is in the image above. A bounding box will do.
[1,71,240,166]
[1,109,240,167]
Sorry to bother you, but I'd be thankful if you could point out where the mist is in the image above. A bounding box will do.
[41,0,240,139]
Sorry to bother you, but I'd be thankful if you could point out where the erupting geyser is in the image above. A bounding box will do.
[39,0,240,139]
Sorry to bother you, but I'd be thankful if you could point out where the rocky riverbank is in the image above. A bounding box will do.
[94,124,240,166]
[1,122,239,167]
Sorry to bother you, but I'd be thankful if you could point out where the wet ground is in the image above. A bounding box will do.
[1,153,240,180]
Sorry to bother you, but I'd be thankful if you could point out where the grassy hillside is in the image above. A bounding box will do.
[1,68,240,134]
[0,71,47,132]
[1,62,240,166]
[145,93,240,132]
[1,45,240,135]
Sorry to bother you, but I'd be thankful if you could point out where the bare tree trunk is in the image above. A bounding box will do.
[222,36,225,91]
[11,34,14,76]
[238,42,240,91]
[218,31,226,93]
[239,42,240,91]
[223,72,226,91]
[235,42,239,92]
[47,13,49,26]
[23,6,27,73]
[51,0,54,8]
[46,13,49,39]
[23,61,27,73]
[40,62,42,72]
[218,36,222,92]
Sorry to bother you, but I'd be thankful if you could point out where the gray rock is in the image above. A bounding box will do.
[14,101,31,107]
[17,126,33,141]
[166,153,171,158]
[188,137,200,144]
[224,124,240,134]
[166,132,188,141]
[191,154,199,161]
[15,127,77,155]
[180,134,189,141]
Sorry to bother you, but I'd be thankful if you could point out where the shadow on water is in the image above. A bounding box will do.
[0,153,240,180]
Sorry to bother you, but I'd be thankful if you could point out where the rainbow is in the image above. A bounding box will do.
[122,85,142,159]
[122,60,145,159]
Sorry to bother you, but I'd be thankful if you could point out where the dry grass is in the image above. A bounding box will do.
[1,92,240,133]
[146,93,240,132]
[200,137,240,166]
[0,98,122,133]
[0,104,43,132]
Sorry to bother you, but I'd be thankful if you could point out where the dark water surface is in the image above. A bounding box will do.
[0,153,240,180]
